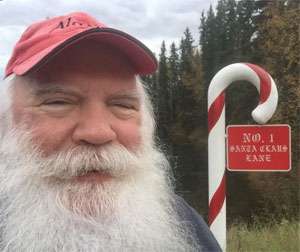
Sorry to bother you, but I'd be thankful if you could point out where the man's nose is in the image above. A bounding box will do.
[72,104,117,146]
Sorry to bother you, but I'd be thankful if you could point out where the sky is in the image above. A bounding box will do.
[0,0,217,77]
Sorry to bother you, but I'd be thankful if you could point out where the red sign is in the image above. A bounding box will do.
[226,125,291,171]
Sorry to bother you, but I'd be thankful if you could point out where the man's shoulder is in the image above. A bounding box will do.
[174,195,222,252]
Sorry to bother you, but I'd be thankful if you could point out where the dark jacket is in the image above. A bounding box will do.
[175,196,222,252]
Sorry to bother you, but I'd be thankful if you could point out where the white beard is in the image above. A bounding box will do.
[0,127,200,252]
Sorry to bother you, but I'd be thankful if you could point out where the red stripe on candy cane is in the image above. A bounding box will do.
[208,91,225,133]
[246,63,272,103]
[208,174,226,225]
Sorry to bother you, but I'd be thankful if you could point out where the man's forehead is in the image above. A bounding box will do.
[31,82,140,98]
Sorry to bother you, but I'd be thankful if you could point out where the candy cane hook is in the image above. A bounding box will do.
[208,63,278,250]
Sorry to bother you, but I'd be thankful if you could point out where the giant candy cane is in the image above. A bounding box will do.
[208,63,278,250]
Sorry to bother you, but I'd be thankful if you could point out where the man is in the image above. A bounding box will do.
[0,12,221,251]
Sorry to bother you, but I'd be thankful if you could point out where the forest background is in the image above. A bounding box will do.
[142,0,299,228]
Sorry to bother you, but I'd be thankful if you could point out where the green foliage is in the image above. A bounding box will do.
[200,5,217,86]
[180,28,194,75]
[227,220,300,252]
[143,0,299,223]
[169,42,180,89]
[245,1,300,222]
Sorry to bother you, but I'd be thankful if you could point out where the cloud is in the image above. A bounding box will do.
[0,25,26,76]
[0,0,216,77]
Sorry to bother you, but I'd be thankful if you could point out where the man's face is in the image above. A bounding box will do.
[0,40,199,252]
[10,41,142,183]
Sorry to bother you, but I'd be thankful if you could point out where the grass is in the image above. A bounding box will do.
[227,219,300,252]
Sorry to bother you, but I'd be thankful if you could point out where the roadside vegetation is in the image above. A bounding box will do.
[227,219,299,252]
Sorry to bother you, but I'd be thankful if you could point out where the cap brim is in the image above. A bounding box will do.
[15,27,157,76]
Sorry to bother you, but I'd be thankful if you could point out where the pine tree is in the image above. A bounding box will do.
[168,42,180,121]
[214,0,237,66]
[235,0,258,61]
[214,0,227,67]
[169,42,180,88]
[200,5,217,86]
[157,41,171,142]
[158,41,169,88]
[224,0,237,63]
[180,27,194,76]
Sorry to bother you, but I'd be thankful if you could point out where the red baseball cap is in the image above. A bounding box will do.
[5,12,157,77]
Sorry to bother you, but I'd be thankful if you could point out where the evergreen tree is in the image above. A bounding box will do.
[167,29,208,216]
[158,41,168,88]
[211,0,237,66]
[141,73,158,111]
[157,41,171,143]
[169,42,180,88]
[168,42,180,120]
[180,27,194,76]
[235,0,258,61]
[214,0,227,67]
[224,0,237,62]
[200,5,217,86]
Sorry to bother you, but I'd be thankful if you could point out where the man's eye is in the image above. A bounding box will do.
[42,100,72,106]
[41,100,72,108]
[113,103,135,110]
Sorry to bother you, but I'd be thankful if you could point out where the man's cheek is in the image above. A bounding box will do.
[29,124,71,156]
[116,124,142,150]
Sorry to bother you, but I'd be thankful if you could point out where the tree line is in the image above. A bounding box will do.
[142,0,299,224]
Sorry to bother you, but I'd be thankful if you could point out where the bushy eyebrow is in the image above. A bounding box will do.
[109,90,141,101]
[32,85,81,97]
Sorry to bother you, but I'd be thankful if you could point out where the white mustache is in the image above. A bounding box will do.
[32,144,142,180]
